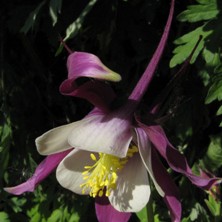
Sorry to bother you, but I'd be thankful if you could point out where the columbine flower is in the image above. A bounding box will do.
[4,0,221,221]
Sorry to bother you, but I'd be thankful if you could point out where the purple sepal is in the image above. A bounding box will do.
[95,196,131,222]
[142,124,221,189]
[151,147,181,222]
[59,52,120,111]
[60,80,116,112]
[4,149,72,195]
[65,52,121,82]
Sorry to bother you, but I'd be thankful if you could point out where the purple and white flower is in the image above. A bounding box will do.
[5,0,220,221]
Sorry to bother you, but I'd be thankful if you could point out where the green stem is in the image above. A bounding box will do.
[146,193,154,222]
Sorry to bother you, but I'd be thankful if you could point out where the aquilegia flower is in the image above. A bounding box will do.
[4,0,221,221]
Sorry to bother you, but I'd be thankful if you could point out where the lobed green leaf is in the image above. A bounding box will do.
[170,26,212,68]
[205,73,222,104]
[177,0,218,23]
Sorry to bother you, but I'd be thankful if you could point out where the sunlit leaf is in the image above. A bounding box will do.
[204,195,221,217]
[202,48,220,68]
[171,0,222,68]
[189,203,209,222]
[0,212,10,222]
[27,204,44,222]
[170,25,212,68]
[48,209,62,222]
[136,206,148,222]
[177,0,218,23]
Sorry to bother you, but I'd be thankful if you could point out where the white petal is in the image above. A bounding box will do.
[135,127,164,196]
[109,154,150,212]
[68,113,132,158]
[56,149,93,194]
[36,122,77,155]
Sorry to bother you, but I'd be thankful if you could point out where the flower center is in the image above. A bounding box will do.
[80,145,138,198]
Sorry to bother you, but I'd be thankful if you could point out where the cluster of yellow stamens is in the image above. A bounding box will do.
[80,145,138,198]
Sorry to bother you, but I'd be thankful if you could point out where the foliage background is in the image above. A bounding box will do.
[1,0,222,221]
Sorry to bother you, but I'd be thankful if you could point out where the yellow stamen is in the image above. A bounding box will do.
[90,153,97,161]
[80,145,138,197]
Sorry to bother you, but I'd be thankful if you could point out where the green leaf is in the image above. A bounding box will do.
[214,63,222,73]
[205,195,221,217]
[20,1,46,33]
[205,73,222,104]
[203,133,222,170]
[181,217,190,222]
[0,118,11,182]
[169,25,212,68]
[67,211,80,222]
[63,0,97,41]
[55,0,97,56]
[177,0,218,23]
[55,0,98,55]
[27,203,47,222]
[189,203,210,222]
[136,206,148,222]
[0,212,10,222]
[197,68,211,86]
[202,47,220,68]
[47,209,62,222]
[49,0,62,26]
[0,122,12,150]
[216,106,222,115]
[9,197,27,213]
[190,207,198,221]
[30,213,41,222]
[55,44,64,56]
[202,20,222,67]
